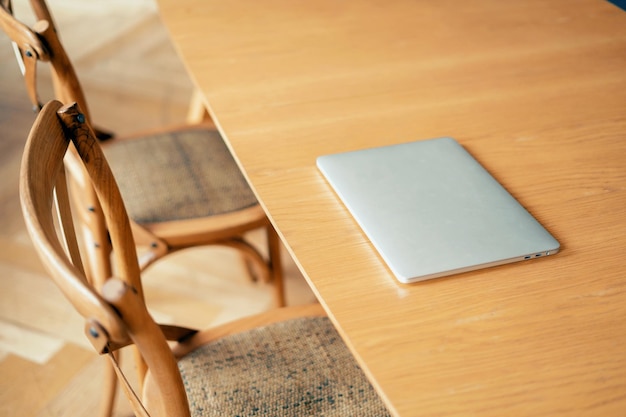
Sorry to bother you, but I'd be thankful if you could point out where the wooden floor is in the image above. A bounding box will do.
[0,1,315,416]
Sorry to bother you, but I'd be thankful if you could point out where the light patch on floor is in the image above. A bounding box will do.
[0,320,64,364]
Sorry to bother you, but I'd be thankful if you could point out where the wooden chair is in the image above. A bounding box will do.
[0,0,284,306]
[19,100,391,417]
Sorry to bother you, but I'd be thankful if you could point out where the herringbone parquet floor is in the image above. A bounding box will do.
[0,1,314,416]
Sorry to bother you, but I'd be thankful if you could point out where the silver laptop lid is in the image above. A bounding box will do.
[317,137,560,283]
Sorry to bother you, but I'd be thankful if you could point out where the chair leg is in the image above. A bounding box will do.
[186,89,214,125]
[224,234,286,307]
[224,238,270,283]
[267,225,286,308]
[97,352,119,417]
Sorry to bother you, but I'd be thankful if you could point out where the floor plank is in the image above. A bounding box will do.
[0,345,95,416]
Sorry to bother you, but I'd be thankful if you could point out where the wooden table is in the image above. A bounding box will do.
[156,1,626,415]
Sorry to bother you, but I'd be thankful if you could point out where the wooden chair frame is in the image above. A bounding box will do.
[1,0,283,290]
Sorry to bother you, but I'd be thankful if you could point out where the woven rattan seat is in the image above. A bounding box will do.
[104,127,257,224]
[175,316,390,417]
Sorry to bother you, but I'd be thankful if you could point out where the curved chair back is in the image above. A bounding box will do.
[19,100,192,417]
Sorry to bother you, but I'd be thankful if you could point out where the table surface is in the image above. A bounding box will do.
[156,0,626,415]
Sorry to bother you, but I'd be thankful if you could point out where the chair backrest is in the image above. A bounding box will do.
[19,100,192,417]
[0,0,91,118]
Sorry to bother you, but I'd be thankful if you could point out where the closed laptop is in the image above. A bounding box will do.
[317,137,560,283]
